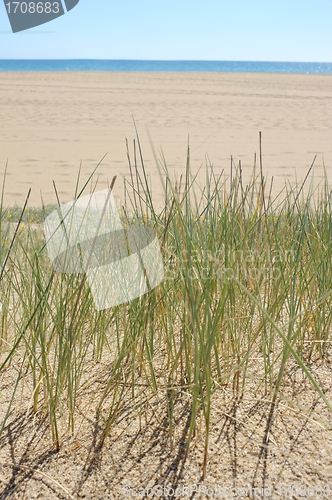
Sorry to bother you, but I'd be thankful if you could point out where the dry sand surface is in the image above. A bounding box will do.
[0,71,331,209]
[1,72,332,499]
[0,355,331,499]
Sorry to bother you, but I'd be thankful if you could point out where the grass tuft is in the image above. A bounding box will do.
[1,141,331,478]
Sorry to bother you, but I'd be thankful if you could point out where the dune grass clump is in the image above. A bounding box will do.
[0,141,331,478]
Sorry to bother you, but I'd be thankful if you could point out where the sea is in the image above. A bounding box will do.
[0,60,331,73]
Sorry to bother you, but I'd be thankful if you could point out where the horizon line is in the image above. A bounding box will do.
[0,58,331,64]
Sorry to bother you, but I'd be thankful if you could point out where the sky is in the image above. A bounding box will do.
[0,0,331,61]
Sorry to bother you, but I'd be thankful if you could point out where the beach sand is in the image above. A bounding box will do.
[1,71,332,499]
[0,71,331,208]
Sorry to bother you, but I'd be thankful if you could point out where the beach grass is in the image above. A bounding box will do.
[0,140,331,479]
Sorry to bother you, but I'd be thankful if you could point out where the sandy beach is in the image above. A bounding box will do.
[0,71,331,208]
[1,71,332,499]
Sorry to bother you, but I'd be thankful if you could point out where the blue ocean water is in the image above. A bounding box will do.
[0,59,331,73]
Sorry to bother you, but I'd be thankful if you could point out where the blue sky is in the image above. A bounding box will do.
[0,0,331,61]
